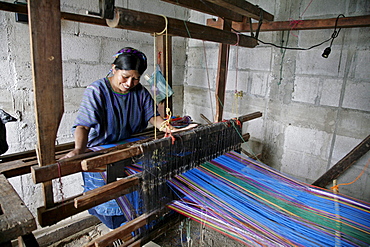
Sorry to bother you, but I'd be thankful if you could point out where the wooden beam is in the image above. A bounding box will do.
[207,15,370,32]
[107,7,257,48]
[156,35,173,117]
[237,111,262,122]
[204,0,273,22]
[312,135,370,188]
[74,176,139,208]
[0,1,107,26]
[81,145,143,171]
[214,19,231,122]
[85,209,160,247]
[28,0,64,208]
[37,195,89,227]
[160,0,244,22]
[32,137,154,184]
[0,174,37,243]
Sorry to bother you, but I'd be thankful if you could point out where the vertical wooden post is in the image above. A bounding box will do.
[28,0,64,208]
[155,35,173,118]
[215,19,232,122]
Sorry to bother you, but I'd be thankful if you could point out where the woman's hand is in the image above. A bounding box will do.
[59,125,89,160]
[60,148,85,160]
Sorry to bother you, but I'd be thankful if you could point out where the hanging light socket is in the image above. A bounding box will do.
[322,47,331,58]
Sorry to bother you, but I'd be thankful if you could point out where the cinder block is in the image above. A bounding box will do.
[185,67,216,89]
[62,62,78,88]
[342,80,370,111]
[226,70,249,92]
[292,76,320,104]
[81,24,125,39]
[336,110,370,139]
[299,0,347,18]
[320,78,342,107]
[237,48,272,71]
[0,60,13,88]
[78,64,109,87]
[62,35,101,62]
[284,125,331,158]
[251,72,269,97]
[188,47,218,69]
[63,88,85,112]
[354,49,370,80]
[296,49,347,77]
[0,88,13,110]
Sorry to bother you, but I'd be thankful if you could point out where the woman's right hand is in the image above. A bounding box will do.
[60,148,85,160]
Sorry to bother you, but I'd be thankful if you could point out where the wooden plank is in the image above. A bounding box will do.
[0,142,74,163]
[312,135,370,188]
[160,0,244,22]
[107,7,257,48]
[214,19,231,122]
[32,137,154,184]
[81,145,143,171]
[207,15,370,32]
[37,194,86,227]
[0,174,37,243]
[85,210,160,247]
[156,35,173,117]
[74,176,139,208]
[204,0,274,22]
[238,111,262,122]
[28,0,63,208]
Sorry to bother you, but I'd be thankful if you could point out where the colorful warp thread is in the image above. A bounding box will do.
[167,151,370,246]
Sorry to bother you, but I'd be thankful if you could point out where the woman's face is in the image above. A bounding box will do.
[110,67,141,94]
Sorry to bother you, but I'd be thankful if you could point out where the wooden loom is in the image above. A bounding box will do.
[0,0,370,246]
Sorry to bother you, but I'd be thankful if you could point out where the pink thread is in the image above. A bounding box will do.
[289,0,314,37]
[289,18,303,37]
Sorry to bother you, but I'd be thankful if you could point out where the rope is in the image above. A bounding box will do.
[153,15,173,139]
[331,158,370,192]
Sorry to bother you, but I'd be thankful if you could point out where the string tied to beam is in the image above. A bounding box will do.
[331,158,370,192]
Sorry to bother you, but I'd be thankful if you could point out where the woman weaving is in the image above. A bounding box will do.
[62,47,172,230]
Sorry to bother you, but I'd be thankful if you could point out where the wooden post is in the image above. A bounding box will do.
[28,0,64,207]
[215,19,232,122]
[155,35,173,117]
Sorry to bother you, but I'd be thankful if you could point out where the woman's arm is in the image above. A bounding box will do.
[149,115,173,132]
[60,125,90,159]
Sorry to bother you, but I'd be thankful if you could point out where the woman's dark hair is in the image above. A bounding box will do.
[112,47,147,75]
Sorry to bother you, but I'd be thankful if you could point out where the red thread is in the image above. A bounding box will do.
[57,161,65,203]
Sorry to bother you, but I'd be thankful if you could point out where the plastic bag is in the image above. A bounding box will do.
[144,65,174,103]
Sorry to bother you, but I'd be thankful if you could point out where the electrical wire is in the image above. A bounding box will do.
[199,0,345,52]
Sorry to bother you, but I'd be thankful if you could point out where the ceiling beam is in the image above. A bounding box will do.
[160,0,244,22]
[107,7,257,48]
[204,0,274,22]
[207,15,370,32]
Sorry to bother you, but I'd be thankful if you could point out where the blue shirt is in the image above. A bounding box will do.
[73,78,158,216]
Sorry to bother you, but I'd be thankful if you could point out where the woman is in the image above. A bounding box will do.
[62,47,171,229]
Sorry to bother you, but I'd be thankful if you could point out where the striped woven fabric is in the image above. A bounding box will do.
[167,151,370,246]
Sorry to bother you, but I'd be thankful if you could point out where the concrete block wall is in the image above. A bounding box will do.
[0,0,188,219]
[184,0,370,202]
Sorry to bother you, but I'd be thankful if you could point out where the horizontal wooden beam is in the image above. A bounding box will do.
[32,137,153,184]
[85,209,161,247]
[204,0,274,22]
[160,0,244,22]
[74,176,139,208]
[81,145,143,171]
[207,15,370,32]
[312,135,370,188]
[37,194,88,227]
[0,1,107,26]
[238,111,262,122]
[0,2,257,48]
[107,7,257,48]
